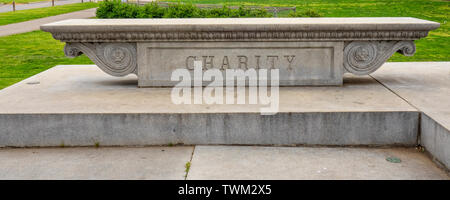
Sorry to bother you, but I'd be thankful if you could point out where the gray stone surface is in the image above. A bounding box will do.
[371,62,450,170]
[41,18,439,86]
[0,65,419,147]
[187,146,449,180]
[0,146,193,179]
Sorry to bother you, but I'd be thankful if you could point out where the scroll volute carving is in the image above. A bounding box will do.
[64,42,137,77]
[343,41,416,75]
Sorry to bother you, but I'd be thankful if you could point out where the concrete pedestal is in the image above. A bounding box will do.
[0,65,419,147]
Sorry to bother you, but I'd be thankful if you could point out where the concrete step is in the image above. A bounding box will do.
[0,65,419,147]
[371,62,450,170]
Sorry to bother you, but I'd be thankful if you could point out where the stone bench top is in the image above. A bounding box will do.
[40,17,439,86]
[41,17,439,32]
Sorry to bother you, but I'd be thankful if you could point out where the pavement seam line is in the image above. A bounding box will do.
[369,74,422,145]
[185,145,196,180]
[369,74,421,111]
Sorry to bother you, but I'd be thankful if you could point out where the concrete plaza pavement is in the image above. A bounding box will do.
[188,146,448,180]
[0,146,447,180]
[0,146,193,179]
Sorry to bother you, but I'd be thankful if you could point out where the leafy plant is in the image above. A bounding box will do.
[184,161,191,179]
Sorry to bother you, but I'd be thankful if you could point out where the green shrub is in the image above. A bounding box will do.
[163,3,204,18]
[140,3,165,18]
[96,1,323,19]
[96,0,274,18]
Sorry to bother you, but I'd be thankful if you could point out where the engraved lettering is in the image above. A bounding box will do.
[221,56,230,70]
[186,56,196,70]
[255,55,261,69]
[202,56,215,69]
[237,55,248,70]
[267,56,279,69]
[187,55,295,71]
[284,55,295,70]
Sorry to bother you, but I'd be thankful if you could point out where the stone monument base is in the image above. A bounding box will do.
[0,65,421,147]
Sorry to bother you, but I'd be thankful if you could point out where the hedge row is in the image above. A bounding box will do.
[96,1,322,18]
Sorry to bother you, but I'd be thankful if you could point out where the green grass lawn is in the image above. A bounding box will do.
[0,2,98,26]
[165,0,449,61]
[0,31,93,89]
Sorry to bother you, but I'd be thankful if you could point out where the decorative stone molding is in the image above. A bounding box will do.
[343,41,416,75]
[41,18,439,86]
[50,31,430,42]
[64,43,137,77]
